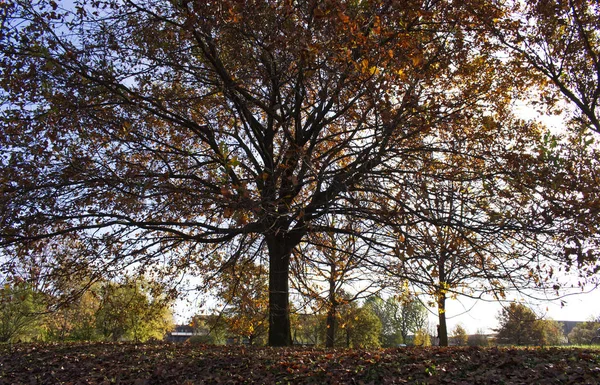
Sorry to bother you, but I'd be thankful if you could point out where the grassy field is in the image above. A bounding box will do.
[1,342,599,384]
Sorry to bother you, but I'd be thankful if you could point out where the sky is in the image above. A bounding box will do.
[442,287,600,335]
[172,282,600,336]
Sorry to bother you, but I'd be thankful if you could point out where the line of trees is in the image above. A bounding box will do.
[1,0,599,346]
[567,316,600,345]
[194,293,430,348]
[0,278,173,343]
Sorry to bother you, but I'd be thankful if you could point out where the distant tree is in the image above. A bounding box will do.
[396,296,429,345]
[536,319,566,346]
[46,288,101,342]
[0,282,45,342]
[467,329,489,347]
[189,314,227,345]
[291,312,325,346]
[95,280,173,342]
[496,303,540,345]
[365,295,428,347]
[413,328,431,347]
[568,321,600,345]
[451,324,468,346]
[214,261,269,345]
[496,303,565,346]
[337,302,382,348]
[364,296,399,347]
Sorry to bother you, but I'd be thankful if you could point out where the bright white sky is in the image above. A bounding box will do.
[172,280,600,335]
[443,287,600,334]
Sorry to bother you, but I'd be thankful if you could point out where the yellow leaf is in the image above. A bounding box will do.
[412,54,423,67]
[361,59,369,73]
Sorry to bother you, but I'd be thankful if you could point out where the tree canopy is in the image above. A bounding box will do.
[495,303,565,346]
[1,0,599,346]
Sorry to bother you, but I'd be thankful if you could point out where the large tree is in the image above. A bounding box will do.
[492,0,600,134]
[0,0,512,346]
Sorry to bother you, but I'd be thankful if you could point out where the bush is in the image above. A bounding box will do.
[467,333,489,347]
[187,334,224,345]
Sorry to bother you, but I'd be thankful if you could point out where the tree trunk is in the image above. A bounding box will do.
[438,294,448,347]
[325,263,337,348]
[325,305,336,348]
[266,235,293,347]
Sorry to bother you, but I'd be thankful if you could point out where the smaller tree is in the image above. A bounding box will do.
[451,324,468,346]
[495,303,565,346]
[292,222,378,348]
[291,312,325,346]
[214,261,269,345]
[568,320,600,345]
[45,285,101,342]
[535,320,566,346]
[467,328,489,347]
[413,328,431,347]
[0,282,46,342]
[364,296,400,347]
[337,302,382,348]
[365,295,429,347]
[496,303,539,345]
[397,297,429,345]
[95,280,173,342]
[189,314,227,345]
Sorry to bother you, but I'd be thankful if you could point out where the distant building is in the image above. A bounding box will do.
[165,325,198,343]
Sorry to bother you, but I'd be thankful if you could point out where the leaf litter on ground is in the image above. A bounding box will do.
[1,343,599,384]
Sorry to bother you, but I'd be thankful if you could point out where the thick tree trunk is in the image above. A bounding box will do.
[266,235,293,347]
[438,294,448,347]
[325,305,337,348]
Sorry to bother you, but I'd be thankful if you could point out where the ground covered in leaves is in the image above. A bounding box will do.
[1,343,600,384]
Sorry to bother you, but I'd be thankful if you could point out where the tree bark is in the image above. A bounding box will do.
[325,263,337,348]
[325,304,337,348]
[438,294,448,347]
[266,235,293,347]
